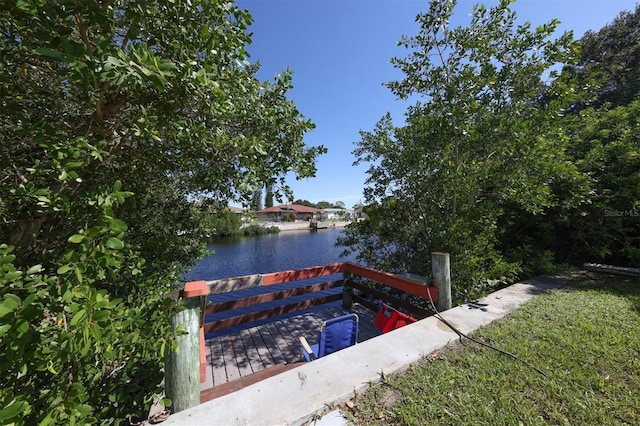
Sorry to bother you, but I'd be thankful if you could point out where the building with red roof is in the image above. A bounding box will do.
[256,204,320,222]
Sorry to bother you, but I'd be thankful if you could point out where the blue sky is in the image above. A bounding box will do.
[236,0,638,208]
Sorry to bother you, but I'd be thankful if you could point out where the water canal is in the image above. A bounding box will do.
[183,227,356,281]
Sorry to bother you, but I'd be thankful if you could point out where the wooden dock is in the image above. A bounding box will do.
[176,263,438,404]
[200,301,380,401]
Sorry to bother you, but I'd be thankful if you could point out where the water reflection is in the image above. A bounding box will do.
[184,228,356,281]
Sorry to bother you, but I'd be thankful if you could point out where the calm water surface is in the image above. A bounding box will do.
[184,228,356,281]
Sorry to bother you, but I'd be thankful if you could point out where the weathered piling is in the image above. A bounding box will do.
[165,281,207,413]
[431,252,452,311]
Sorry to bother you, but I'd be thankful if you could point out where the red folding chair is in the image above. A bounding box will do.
[374,303,416,333]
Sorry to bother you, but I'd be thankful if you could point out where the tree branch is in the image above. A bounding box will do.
[75,13,104,123]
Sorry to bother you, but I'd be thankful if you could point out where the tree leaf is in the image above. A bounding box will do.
[90,323,102,340]
[68,234,84,244]
[106,237,124,250]
[26,264,43,274]
[70,309,86,326]
[109,219,128,233]
[57,264,71,274]
[0,294,21,318]
[0,398,30,423]
[35,47,67,62]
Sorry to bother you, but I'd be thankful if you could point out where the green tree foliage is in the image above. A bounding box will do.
[250,189,263,211]
[568,4,640,107]
[339,0,582,301]
[498,101,640,273]
[315,201,334,209]
[563,100,640,264]
[241,224,280,236]
[293,199,316,207]
[265,184,274,208]
[0,1,324,423]
[0,0,325,272]
[0,187,173,425]
[289,199,344,209]
[505,5,640,270]
[201,208,242,238]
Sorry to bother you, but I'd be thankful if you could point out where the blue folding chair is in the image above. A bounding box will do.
[299,313,359,361]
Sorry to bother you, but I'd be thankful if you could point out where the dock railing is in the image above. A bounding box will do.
[166,254,451,413]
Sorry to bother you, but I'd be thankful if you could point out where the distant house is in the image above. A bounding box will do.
[319,208,353,221]
[353,206,367,220]
[256,204,320,222]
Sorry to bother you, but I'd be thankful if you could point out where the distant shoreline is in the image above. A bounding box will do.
[263,221,351,232]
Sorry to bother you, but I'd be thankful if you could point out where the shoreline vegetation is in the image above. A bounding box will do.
[205,220,352,240]
[238,223,280,236]
[244,220,351,235]
[258,220,351,232]
[201,205,353,239]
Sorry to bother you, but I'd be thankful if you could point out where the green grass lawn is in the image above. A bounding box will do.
[345,272,640,426]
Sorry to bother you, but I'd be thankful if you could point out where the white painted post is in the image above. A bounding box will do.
[431,252,452,312]
[165,281,207,413]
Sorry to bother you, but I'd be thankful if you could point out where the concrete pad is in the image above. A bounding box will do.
[312,409,348,426]
[163,275,567,426]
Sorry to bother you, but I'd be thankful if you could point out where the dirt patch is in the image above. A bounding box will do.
[378,385,404,409]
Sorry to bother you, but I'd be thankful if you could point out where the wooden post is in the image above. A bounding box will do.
[165,281,208,413]
[431,252,452,312]
[342,272,353,309]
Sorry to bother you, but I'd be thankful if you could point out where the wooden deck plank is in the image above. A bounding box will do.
[353,305,382,341]
[220,334,241,382]
[208,336,228,386]
[238,328,264,373]
[201,362,305,403]
[278,314,311,360]
[268,318,301,363]
[246,326,275,368]
[286,314,316,350]
[355,307,379,340]
[202,302,384,393]
[255,324,287,365]
[248,327,277,370]
[297,310,325,346]
[229,332,254,376]
[299,309,333,342]
[261,320,296,362]
[358,318,379,341]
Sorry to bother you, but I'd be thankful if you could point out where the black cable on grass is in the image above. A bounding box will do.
[425,283,548,378]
